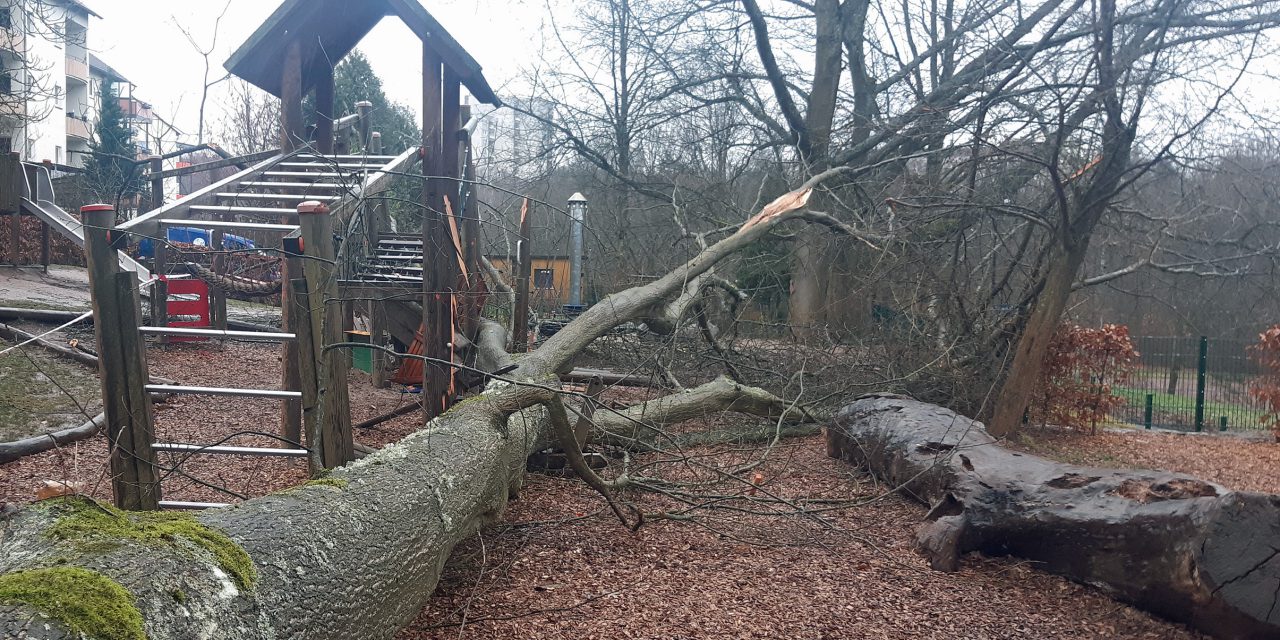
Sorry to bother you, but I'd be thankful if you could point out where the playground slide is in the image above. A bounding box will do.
[19,163,151,284]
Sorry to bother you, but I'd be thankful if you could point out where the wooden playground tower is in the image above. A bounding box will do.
[79,0,501,510]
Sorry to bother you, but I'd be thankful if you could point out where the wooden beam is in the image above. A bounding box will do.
[3,152,21,266]
[315,63,335,155]
[151,150,278,180]
[82,204,160,510]
[298,201,353,468]
[280,249,303,446]
[422,44,453,420]
[290,278,322,475]
[281,37,305,151]
[148,156,164,211]
[210,229,228,331]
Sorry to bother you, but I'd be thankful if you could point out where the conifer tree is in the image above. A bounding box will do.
[82,81,143,207]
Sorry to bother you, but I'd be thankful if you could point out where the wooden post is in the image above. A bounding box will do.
[370,131,382,155]
[2,152,20,266]
[149,156,163,212]
[422,45,454,421]
[39,221,49,271]
[297,201,353,468]
[290,278,323,475]
[315,63,335,155]
[82,204,160,510]
[280,37,305,152]
[209,229,228,332]
[369,299,388,388]
[280,250,303,445]
[356,100,373,152]
[512,198,533,352]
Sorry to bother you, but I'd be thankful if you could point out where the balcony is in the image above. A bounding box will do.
[66,56,88,84]
[66,115,90,141]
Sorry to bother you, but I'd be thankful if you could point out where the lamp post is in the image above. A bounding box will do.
[567,192,587,311]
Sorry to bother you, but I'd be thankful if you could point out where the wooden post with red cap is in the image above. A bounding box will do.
[296,200,353,469]
[82,203,160,510]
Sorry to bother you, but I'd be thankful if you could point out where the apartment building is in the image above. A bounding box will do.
[0,0,148,168]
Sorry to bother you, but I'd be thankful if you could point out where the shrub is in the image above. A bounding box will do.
[1030,323,1139,433]
[1248,325,1280,435]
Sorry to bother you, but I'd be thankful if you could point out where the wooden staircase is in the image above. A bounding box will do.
[118,148,416,242]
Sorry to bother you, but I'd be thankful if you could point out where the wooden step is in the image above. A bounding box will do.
[189,205,298,216]
[237,181,349,190]
[299,154,397,161]
[261,171,357,179]
[277,162,381,170]
[216,193,340,201]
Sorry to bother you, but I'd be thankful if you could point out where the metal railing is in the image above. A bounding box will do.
[1108,335,1272,432]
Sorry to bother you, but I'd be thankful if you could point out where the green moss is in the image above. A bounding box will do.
[303,477,348,489]
[0,567,145,640]
[47,498,257,590]
[170,589,185,604]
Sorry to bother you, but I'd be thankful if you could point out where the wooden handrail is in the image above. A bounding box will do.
[151,149,280,180]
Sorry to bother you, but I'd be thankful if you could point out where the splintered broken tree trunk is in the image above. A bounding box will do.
[0,186,832,639]
[826,395,1280,639]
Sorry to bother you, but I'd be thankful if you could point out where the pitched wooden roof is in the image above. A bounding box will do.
[224,0,499,105]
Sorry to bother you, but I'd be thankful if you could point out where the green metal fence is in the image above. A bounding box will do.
[1109,336,1271,432]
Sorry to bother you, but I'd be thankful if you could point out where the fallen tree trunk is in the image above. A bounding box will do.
[0,386,553,640]
[0,187,835,639]
[0,413,106,465]
[826,394,1280,640]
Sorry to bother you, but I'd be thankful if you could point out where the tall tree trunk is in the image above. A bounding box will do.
[986,241,1089,437]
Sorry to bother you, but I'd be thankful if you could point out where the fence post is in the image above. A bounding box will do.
[290,278,323,476]
[1144,394,1153,429]
[1194,336,1208,432]
[1219,416,1228,432]
[210,228,228,332]
[297,200,353,469]
[82,204,160,510]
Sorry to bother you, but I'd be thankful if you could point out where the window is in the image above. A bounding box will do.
[0,7,11,31]
[0,138,11,154]
[534,268,555,289]
[0,73,12,95]
[54,145,60,163]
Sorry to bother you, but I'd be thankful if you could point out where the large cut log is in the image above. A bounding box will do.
[826,394,1280,640]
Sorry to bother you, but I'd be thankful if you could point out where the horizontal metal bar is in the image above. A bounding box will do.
[152,443,309,457]
[158,500,230,510]
[144,384,302,399]
[139,327,296,341]
[157,218,300,232]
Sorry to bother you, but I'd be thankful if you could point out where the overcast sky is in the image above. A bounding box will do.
[86,0,544,147]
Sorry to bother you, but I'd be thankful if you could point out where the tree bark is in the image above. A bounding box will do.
[827,394,1280,639]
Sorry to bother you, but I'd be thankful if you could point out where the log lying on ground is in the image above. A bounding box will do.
[826,394,1280,640]
[0,386,553,640]
[0,413,106,465]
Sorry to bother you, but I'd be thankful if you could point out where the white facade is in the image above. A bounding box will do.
[0,0,102,167]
